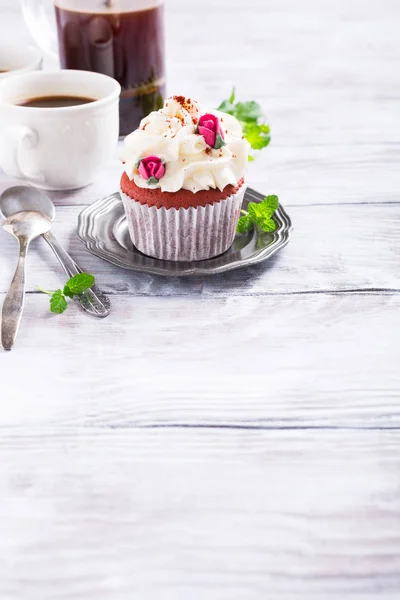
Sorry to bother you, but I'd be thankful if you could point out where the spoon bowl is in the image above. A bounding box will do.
[0,185,55,221]
[3,210,52,239]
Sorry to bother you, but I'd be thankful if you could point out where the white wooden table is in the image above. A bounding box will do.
[1,1,400,598]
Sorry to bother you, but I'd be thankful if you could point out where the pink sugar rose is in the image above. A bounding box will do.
[137,156,166,184]
[197,113,226,149]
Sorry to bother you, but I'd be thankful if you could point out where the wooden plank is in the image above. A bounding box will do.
[0,2,399,599]
[165,0,400,150]
[0,294,399,429]
[1,429,400,599]
[0,203,398,296]
[252,144,400,206]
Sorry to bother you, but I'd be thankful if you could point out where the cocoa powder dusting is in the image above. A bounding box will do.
[173,95,186,105]
[173,95,194,114]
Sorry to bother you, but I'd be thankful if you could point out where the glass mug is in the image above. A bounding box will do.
[21,0,166,136]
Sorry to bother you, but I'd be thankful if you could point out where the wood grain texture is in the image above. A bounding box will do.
[1,203,400,296]
[1,429,400,599]
[0,294,399,429]
[0,1,400,598]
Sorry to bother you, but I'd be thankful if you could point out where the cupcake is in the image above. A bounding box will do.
[120,95,249,261]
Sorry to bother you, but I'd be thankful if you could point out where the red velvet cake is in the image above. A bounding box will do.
[120,172,245,210]
[120,95,249,261]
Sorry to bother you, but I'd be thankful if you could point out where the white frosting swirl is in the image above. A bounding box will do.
[121,96,249,193]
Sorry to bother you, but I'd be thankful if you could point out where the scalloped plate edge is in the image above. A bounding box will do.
[77,188,293,276]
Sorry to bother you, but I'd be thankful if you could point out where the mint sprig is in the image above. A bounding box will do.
[217,87,271,159]
[63,273,95,298]
[237,195,279,234]
[38,273,95,314]
[49,289,68,314]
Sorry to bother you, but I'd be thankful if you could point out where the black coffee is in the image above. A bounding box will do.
[18,95,96,108]
[54,1,165,135]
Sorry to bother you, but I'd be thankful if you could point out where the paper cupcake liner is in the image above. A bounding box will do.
[120,186,246,261]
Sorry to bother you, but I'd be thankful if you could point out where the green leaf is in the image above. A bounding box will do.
[147,176,159,185]
[64,273,95,297]
[218,88,271,163]
[261,195,279,214]
[236,214,253,234]
[234,101,263,123]
[214,132,226,150]
[248,154,255,162]
[236,194,279,236]
[247,202,261,220]
[258,217,277,232]
[217,99,234,115]
[50,290,68,314]
[63,285,74,299]
[244,122,271,150]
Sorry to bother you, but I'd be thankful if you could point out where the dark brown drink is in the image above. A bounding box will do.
[18,95,95,108]
[54,1,165,136]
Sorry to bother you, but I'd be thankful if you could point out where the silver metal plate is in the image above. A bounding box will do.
[77,188,293,276]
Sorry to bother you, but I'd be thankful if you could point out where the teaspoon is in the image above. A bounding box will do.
[0,186,111,319]
[2,211,52,350]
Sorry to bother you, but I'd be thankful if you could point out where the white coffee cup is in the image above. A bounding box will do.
[0,44,43,79]
[0,70,121,190]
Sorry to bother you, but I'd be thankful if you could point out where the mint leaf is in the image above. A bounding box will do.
[259,217,277,232]
[217,89,270,161]
[234,101,263,123]
[237,214,253,233]
[217,99,234,115]
[50,290,68,314]
[237,196,279,234]
[244,123,271,150]
[247,202,261,221]
[39,271,96,315]
[64,273,95,297]
[63,285,74,299]
[261,195,279,215]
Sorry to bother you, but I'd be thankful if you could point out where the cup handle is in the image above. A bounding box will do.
[0,125,46,185]
[20,0,59,58]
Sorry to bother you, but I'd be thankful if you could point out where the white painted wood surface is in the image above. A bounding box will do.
[0,0,400,598]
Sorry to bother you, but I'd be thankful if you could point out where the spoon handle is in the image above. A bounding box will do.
[43,231,111,318]
[1,238,28,351]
